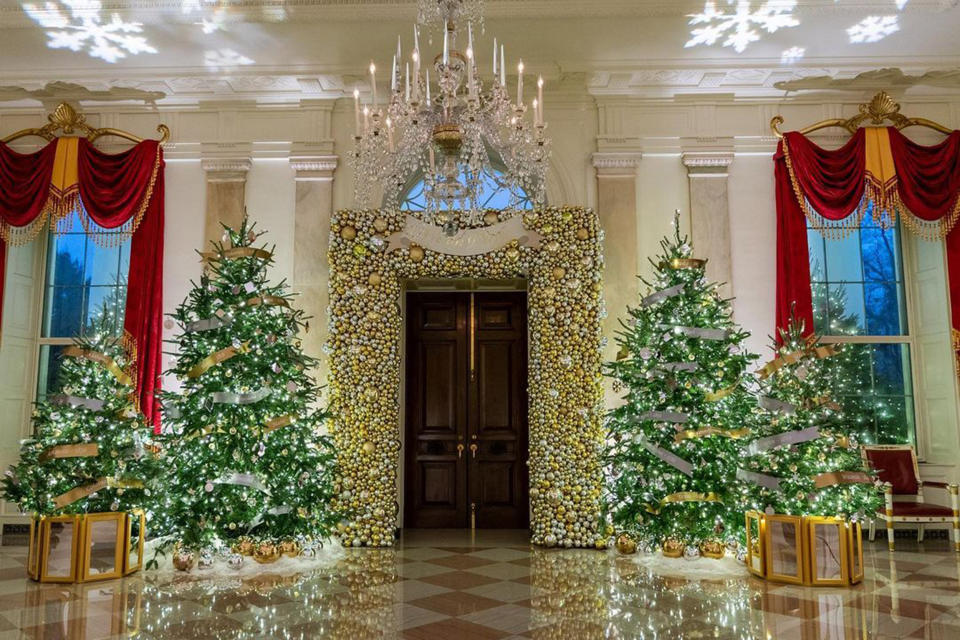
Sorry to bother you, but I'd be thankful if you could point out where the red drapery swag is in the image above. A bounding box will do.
[774,126,960,351]
[0,137,164,430]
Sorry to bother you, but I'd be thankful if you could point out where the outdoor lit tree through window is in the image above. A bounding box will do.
[807,205,915,445]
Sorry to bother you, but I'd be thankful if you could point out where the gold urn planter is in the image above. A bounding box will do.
[27,510,145,583]
[745,511,863,586]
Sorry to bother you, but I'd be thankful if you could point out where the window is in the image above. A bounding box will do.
[807,208,915,445]
[36,214,130,398]
[400,166,534,212]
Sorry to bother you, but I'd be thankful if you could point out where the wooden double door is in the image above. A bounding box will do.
[404,291,529,529]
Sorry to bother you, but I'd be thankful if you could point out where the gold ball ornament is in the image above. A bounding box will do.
[576,228,590,240]
[595,538,609,550]
[368,272,382,286]
[662,539,684,558]
[373,218,388,233]
[253,542,281,564]
[409,245,425,262]
[340,226,357,241]
[173,547,196,572]
[615,533,637,555]
[362,441,376,454]
[279,540,300,557]
[233,538,256,556]
[505,245,520,261]
[483,212,500,225]
[552,267,566,280]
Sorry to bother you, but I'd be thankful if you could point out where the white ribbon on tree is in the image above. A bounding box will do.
[635,410,689,424]
[212,387,272,405]
[737,468,782,491]
[48,394,105,411]
[653,362,698,374]
[185,314,233,333]
[642,284,684,307]
[635,434,693,477]
[661,325,730,341]
[747,426,821,455]
[758,396,797,415]
[247,505,293,532]
[386,215,542,256]
[211,472,270,495]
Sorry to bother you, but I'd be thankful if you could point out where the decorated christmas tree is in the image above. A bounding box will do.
[605,217,757,557]
[157,218,338,563]
[2,325,159,517]
[739,312,881,520]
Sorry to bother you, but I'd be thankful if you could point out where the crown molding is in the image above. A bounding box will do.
[682,152,734,175]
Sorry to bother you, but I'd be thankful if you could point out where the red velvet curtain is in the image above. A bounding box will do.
[0,142,59,328]
[78,139,165,430]
[0,138,164,430]
[775,126,960,355]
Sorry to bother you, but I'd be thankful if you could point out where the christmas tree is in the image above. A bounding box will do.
[2,323,159,517]
[157,218,338,557]
[605,217,757,556]
[739,312,881,520]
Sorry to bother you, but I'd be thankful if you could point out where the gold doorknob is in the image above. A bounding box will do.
[457,444,465,459]
[469,443,478,459]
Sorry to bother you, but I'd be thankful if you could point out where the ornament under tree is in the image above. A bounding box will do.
[739,312,881,520]
[605,215,757,558]
[2,323,159,517]
[157,218,338,567]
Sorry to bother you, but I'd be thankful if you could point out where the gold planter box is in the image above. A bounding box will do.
[26,510,145,583]
[745,511,863,586]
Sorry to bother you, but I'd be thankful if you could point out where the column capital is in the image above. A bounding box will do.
[682,152,734,176]
[201,157,252,182]
[592,152,642,177]
[290,155,339,181]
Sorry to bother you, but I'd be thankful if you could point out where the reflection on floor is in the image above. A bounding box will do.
[1,528,959,639]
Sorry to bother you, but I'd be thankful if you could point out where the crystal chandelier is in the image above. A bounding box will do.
[351,0,550,227]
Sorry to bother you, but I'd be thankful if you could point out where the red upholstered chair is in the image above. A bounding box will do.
[862,445,959,552]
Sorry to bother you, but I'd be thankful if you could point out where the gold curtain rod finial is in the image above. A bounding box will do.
[2,102,169,146]
[770,90,952,139]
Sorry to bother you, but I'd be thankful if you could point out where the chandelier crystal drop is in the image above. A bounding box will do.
[351,1,550,226]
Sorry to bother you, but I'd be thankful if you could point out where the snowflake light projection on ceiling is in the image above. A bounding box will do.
[780,46,805,63]
[847,15,900,43]
[686,1,799,53]
[22,0,156,63]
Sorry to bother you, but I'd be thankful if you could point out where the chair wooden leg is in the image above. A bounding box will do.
[869,519,876,542]
[950,484,960,553]
[884,484,895,551]
[918,524,925,543]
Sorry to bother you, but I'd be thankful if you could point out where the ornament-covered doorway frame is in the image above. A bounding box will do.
[327,208,605,548]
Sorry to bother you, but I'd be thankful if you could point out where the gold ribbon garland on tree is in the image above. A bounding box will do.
[642,491,723,515]
[62,346,133,386]
[185,342,249,378]
[53,477,145,509]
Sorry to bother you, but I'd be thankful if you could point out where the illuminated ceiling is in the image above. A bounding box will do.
[0,0,958,105]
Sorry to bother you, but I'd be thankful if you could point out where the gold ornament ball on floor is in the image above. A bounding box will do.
[253,542,281,564]
[699,540,725,559]
[615,533,637,555]
[662,539,685,558]
[173,549,196,572]
[279,540,300,557]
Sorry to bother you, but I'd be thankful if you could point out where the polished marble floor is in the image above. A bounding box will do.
[1,529,960,639]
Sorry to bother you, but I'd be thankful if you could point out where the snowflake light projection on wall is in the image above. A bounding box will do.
[780,46,805,63]
[22,0,156,63]
[686,1,799,53]
[847,15,900,43]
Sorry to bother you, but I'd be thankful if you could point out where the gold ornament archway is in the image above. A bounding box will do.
[327,207,605,548]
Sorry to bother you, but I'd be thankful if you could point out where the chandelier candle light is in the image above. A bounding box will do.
[351,0,550,227]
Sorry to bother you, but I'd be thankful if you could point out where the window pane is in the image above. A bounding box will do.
[36,344,68,400]
[830,343,914,445]
[823,232,863,282]
[41,231,129,340]
[42,287,84,338]
[400,166,533,212]
[808,229,826,282]
[864,282,906,336]
[84,242,122,286]
[810,283,829,335]
[860,220,900,282]
[826,283,865,335]
[48,234,86,288]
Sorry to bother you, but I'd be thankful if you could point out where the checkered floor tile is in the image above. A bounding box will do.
[2,529,960,638]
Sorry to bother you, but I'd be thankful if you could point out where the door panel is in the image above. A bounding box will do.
[405,290,528,529]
